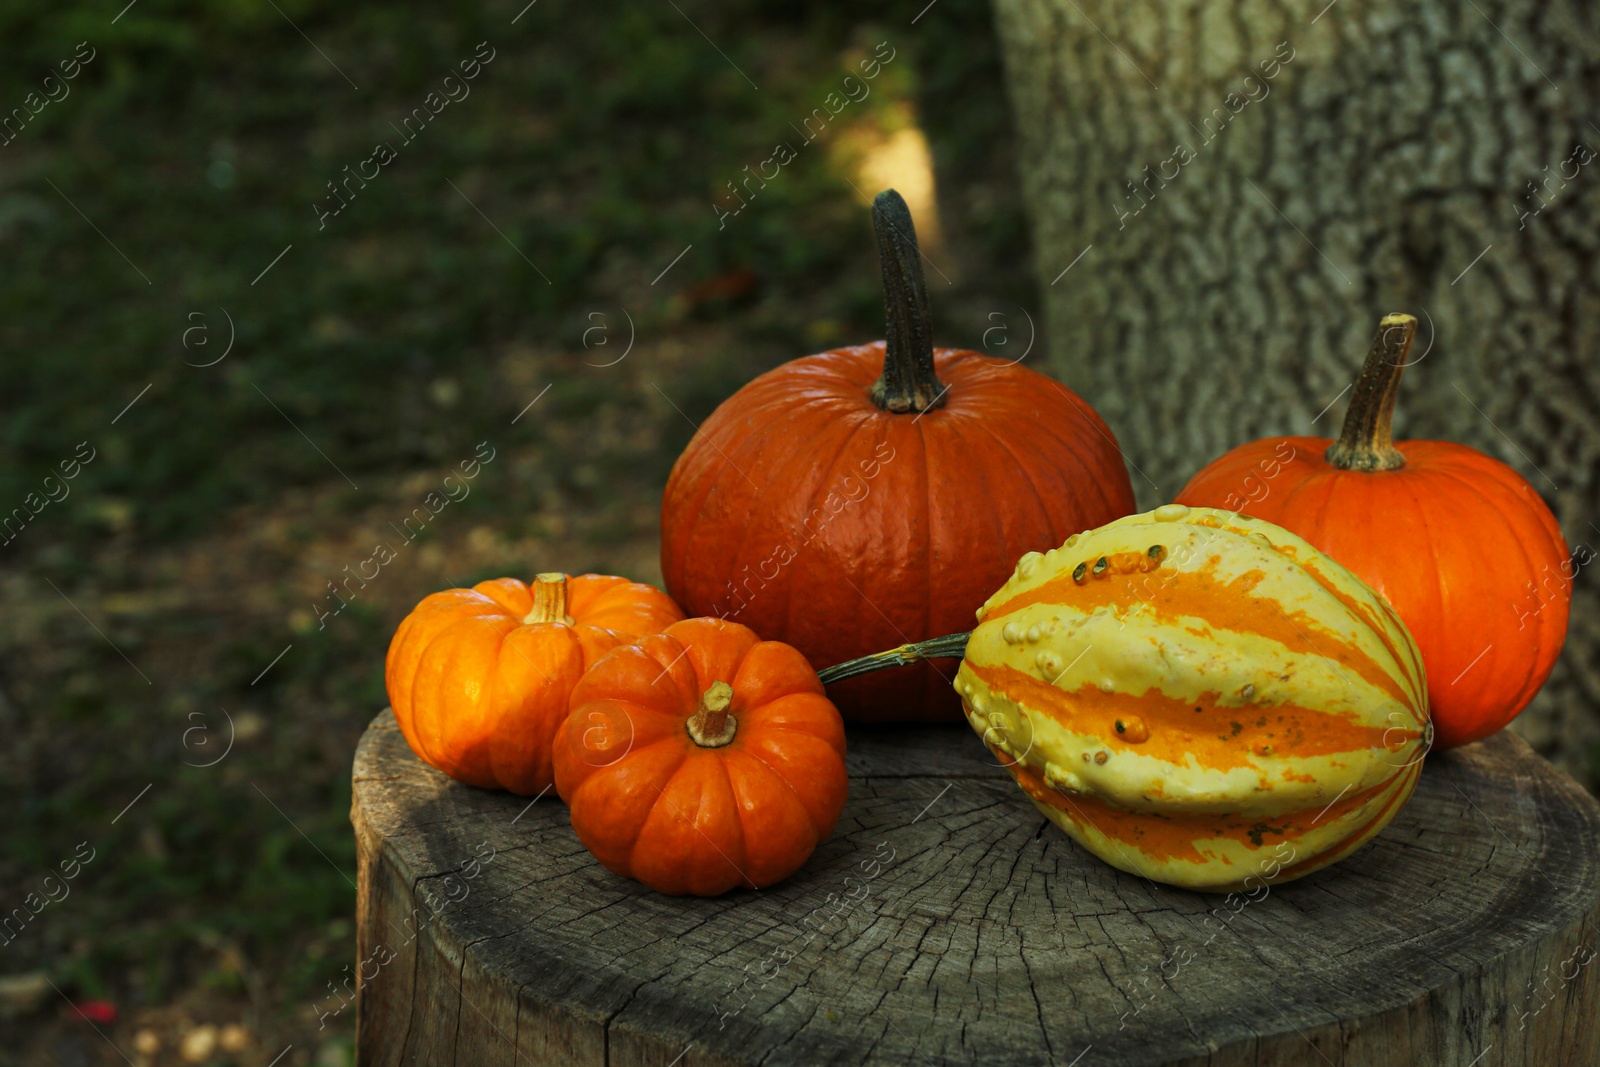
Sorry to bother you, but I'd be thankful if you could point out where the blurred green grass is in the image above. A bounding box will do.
[0,0,1034,1061]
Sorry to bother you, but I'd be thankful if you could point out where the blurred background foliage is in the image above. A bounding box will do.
[0,0,1036,1063]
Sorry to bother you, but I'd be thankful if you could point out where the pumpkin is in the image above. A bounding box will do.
[660,189,1135,724]
[821,506,1430,892]
[552,617,848,896]
[385,572,685,795]
[1175,314,1570,750]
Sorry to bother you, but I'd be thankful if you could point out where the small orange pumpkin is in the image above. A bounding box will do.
[553,617,848,896]
[385,573,685,794]
[1175,314,1570,749]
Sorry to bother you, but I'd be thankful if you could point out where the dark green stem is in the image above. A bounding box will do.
[1325,313,1416,472]
[868,189,946,414]
[817,632,970,686]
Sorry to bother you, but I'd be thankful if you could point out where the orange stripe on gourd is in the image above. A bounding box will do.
[1003,751,1397,867]
[981,561,1412,709]
[1287,547,1428,700]
[1268,761,1423,884]
[966,661,1413,774]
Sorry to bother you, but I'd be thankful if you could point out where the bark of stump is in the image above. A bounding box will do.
[352,709,1600,1066]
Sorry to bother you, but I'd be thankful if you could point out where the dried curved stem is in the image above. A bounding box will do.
[1325,314,1417,472]
[817,632,971,686]
[869,189,946,414]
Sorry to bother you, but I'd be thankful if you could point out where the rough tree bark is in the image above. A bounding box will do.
[992,0,1600,783]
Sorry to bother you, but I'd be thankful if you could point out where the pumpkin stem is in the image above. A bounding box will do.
[523,572,575,626]
[687,681,737,747]
[869,189,946,414]
[817,631,971,686]
[1325,314,1416,472]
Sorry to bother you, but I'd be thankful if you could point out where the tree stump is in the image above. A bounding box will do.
[352,709,1600,1065]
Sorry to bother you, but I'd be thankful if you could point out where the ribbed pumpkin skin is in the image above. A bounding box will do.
[956,506,1430,892]
[661,342,1136,723]
[386,576,685,795]
[553,618,848,896]
[1176,437,1569,749]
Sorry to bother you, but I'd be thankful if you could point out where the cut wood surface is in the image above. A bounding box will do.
[352,709,1600,1066]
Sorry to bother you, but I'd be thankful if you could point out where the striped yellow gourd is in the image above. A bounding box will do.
[956,504,1430,892]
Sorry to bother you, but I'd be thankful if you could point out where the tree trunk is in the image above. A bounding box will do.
[992,0,1600,783]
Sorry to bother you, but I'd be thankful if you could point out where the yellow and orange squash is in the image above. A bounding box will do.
[964,506,1431,890]
[822,506,1431,891]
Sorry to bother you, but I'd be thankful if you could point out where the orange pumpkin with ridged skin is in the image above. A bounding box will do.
[553,617,848,896]
[385,573,685,794]
[1176,314,1570,750]
[660,190,1135,723]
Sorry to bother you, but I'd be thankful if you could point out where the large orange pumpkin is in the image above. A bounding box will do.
[552,617,848,896]
[385,573,685,794]
[660,190,1135,723]
[1176,314,1570,749]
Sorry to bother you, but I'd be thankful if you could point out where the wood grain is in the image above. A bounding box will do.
[353,710,1600,1065]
